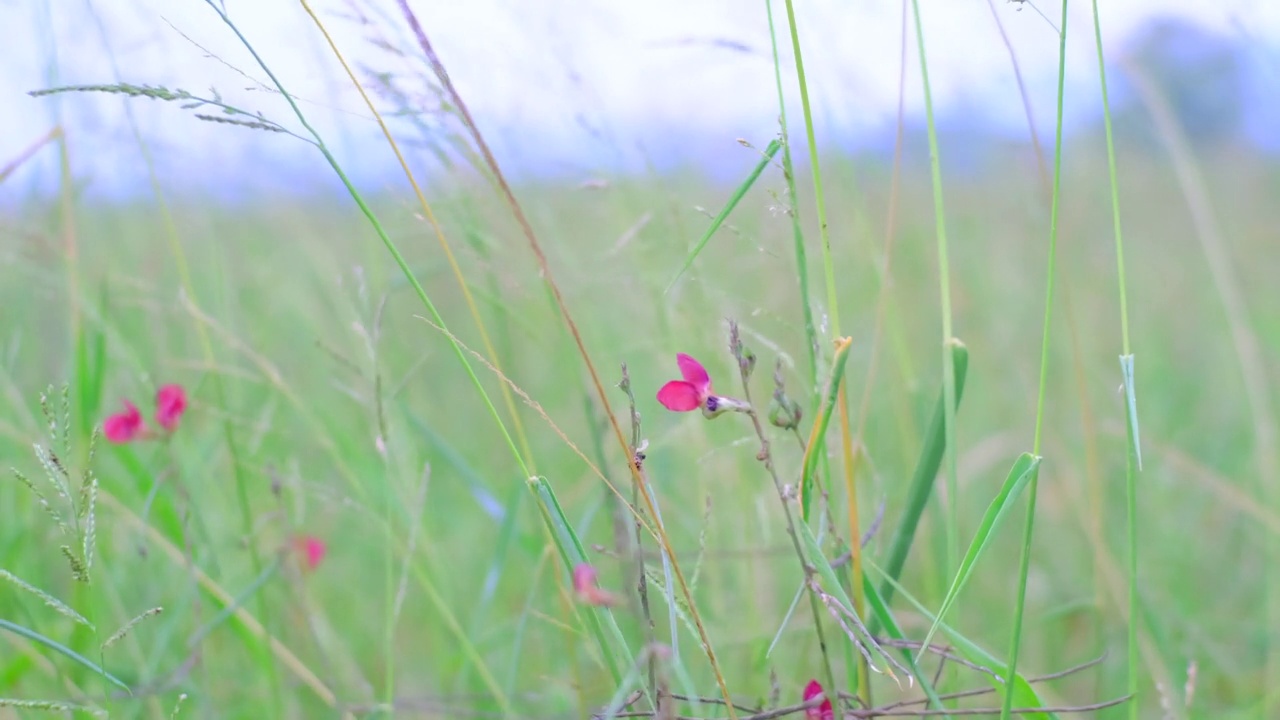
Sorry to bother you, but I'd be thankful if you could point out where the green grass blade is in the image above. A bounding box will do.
[763,0,818,395]
[1003,0,1071,715]
[871,339,968,628]
[664,138,782,292]
[796,521,897,679]
[870,564,1057,720]
[799,337,853,523]
[0,618,130,694]
[908,0,959,577]
[1089,0,1141,702]
[917,452,1042,658]
[1120,355,1143,470]
[780,0,840,340]
[528,476,630,686]
[860,576,948,716]
[186,558,280,649]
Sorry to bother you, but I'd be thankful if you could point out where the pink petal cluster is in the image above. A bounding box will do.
[804,679,833,720]
[657,353,713,412]
[103,383,189,444]
[572,563,617,607]
[155,384,187,431]
[293,534,328,571]
[103,401,144,444]
[655,353,748,419]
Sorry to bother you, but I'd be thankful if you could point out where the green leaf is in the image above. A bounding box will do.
[871,340,968,632]
[528,476,630,686]
[1120,354,1142,470]
[918,452,1041,657]
[861,576,949,716]
[799,337,854,523]
[665,138,782,292]
[0,618,130,694]
[796,520,900,683]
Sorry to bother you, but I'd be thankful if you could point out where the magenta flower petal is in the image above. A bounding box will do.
[657,380,701,411]
[103,401,144,444]
[293,535,327,571]
[572,562,617,606]
[803,680,833,720]
[155,383,187,431]
[675,353,711,393]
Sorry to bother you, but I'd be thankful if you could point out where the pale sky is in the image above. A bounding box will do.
[2,0,1278,199]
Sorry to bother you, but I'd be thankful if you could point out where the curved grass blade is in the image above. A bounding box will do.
[798,337,854,523]
[871,339,968,630]
[869,564,1057,720]
[0,618,130,694]
[664,138,782,292]
[916,453,1041,660]
[1120,355,1142,470]
[797,520,901,684]
[861,576,948,716]
[186,558,280,649]
[528,476,630,685]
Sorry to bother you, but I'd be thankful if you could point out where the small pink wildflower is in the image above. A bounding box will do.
[155,384,188,431]
[656,353,748,419]
[293,535,327,571]
[803,679,833,720]
[103,400,145,444]
[572,563,617,607]
[657,353,712,412]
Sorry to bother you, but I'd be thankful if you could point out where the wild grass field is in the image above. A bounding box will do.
[2,2,1279,719]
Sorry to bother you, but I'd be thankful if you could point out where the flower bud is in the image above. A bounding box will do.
[768,392,803,430]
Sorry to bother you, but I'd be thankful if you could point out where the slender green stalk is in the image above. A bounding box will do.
[908,0,960,577]
[200,4,533,715]
[1001,1,1070,718]
[764,0,819,394]
[1128,55,1279,719]
[781,0,839,341]
[200,1,525,478]
[77,0,288,705]
[1088,3,1141,716]
[665,139,782,291]
[780,2,869,698]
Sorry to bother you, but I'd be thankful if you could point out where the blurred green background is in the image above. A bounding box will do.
[2,3,1279,719]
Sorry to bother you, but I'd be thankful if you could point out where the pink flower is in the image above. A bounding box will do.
[656,353,748,419]
[293,535,327,571]
[803,680,833,720]
[657,353,712,412]
[155,384,187,431]
[572,563,617,607]
[103,400,145,444]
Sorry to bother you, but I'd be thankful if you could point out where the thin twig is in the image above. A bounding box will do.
[728,320,837,696]
[620,364,659,701]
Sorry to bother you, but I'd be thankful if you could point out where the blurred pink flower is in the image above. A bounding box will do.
[572,563,617,607]
[155,384,187,431]
[103,401,145,444]
[803,679,833,720]
[294,535,327,571]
